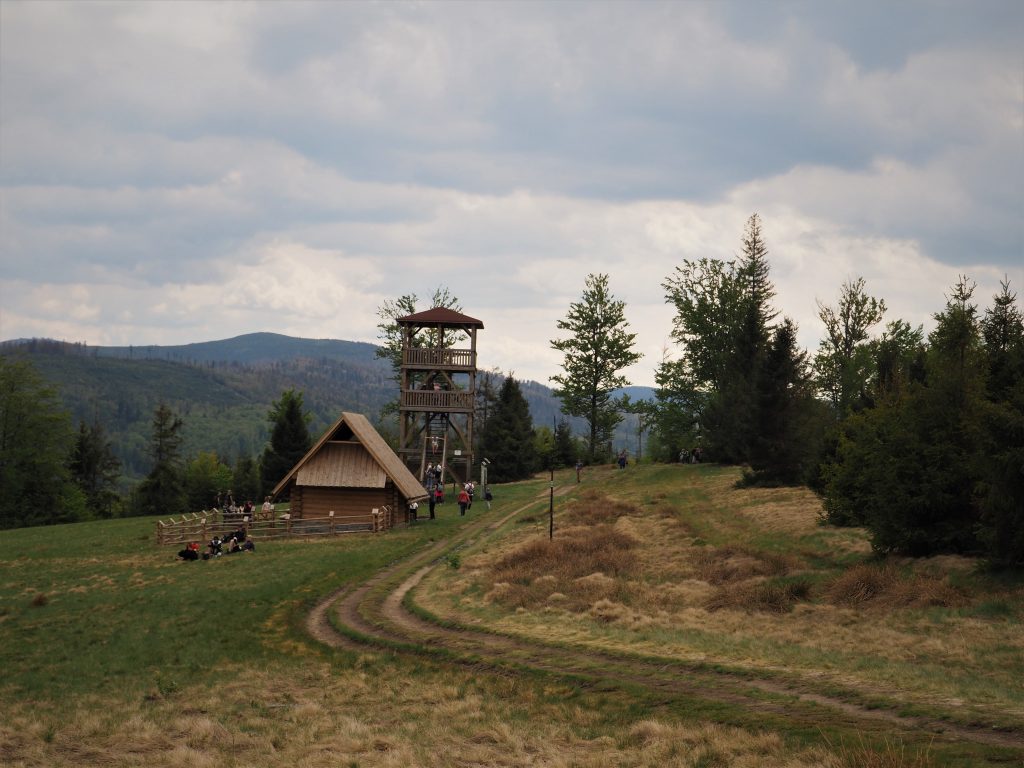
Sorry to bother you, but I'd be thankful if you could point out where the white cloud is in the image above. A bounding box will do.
[1,0,1021,388]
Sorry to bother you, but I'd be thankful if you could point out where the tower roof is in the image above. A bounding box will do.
[397,306,484,329]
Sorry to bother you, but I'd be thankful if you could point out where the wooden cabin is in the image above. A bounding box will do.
[272,411,428,528]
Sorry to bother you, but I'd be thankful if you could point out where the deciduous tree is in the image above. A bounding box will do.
[0,357,83,528]
[661,214,778,463]
[375,286,462,384]
[550,273,642,462]
[814,277,886,415]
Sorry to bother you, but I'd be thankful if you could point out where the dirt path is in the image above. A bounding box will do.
[307,490,1024,753]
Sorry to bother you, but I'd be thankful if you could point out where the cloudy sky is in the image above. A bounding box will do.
[1,1,1021,386]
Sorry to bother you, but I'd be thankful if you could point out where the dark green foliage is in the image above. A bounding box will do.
[0,357,84,529]
[474,369,501,455]
[748,319,824,485]
[550,273,642,462]
[872,319,927,400]
[649,357,702,462]
[479,376,538,482]
[69,421,121,518]
[981,278,1024,401]
[552,418,579,467]
[822,276,1024,561]
[660,214,777,464]
[978,384,1024,567]
[260,389,312,497]
[232,455,262,506]
[814,277,886,416]
[135,403,186,518]
[183,452,233,512]
[977,279,1024,566]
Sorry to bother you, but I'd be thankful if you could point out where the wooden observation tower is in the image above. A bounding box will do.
[396,307,484,487]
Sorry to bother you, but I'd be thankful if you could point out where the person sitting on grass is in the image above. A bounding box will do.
[177,542,200,561]
[207,536,223,558]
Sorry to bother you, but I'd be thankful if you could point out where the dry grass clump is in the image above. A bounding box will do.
[563,489,643,526]
[691,546,800,585]
[704,579,814,614]
[484,525,636,610]
[824,734,937,768]
[825,563,966,609]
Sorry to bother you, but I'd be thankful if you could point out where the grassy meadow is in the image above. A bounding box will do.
[1,465,1022,766]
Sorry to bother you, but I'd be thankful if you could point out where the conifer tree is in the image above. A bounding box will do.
[136,402,186,517]
[479,375,537,482]
[69,420,121,518]
[749,318,823,484]
[260,389,312,497]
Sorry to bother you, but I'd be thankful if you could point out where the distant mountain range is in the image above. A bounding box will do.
[1,333,654,482]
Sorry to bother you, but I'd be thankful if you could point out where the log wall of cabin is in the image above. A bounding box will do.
[299,486,391,519]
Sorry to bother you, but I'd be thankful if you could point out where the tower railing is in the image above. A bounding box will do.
[400,390,474,411]
[403,348,475,368]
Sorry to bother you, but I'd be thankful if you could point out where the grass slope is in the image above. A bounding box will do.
[1,466,1020,766]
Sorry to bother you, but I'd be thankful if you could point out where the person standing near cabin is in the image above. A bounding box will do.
[457,486,470,516]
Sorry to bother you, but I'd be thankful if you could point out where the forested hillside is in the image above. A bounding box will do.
[0,335,633,484]
[1,336,394,481]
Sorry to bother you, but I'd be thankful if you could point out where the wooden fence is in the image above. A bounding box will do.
[155,506,394,546]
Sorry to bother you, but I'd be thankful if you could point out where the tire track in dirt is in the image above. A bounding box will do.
[307,489,1024,752]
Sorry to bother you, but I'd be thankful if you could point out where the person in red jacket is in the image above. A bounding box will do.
[457,486,470,516]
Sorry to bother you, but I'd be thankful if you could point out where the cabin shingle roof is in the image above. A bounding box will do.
[272,412,428,502]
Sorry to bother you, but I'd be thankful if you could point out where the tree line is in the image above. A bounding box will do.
[5,215,1020,566]
[0,361,315,528]
[544,214,1023,566]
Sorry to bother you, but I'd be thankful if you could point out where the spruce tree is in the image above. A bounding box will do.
[136,402,186,517]
[69,420,121,518]
[978,278,1024,565]
[260,389,312,497]
[749,319,822,484]
[479,376,537,482]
